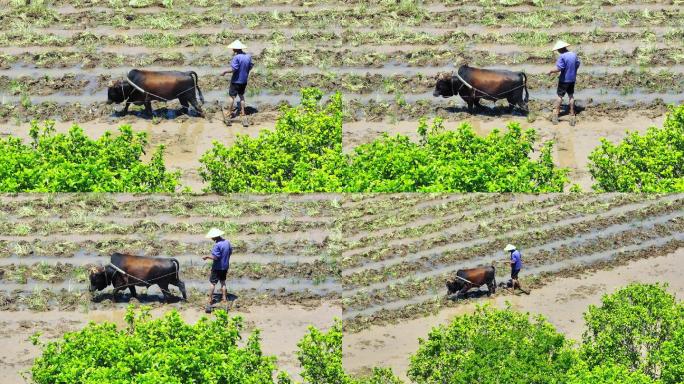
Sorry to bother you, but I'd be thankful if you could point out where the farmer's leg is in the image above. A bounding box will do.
[207,283,215,304]
[238,94,246,117]
[552,95,562,124]
[219,280,227,302]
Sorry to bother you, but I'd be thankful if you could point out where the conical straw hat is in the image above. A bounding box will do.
[228,39,247,50]
[504,244,516,251]
[206,227,225,239]
[552,40,570,51]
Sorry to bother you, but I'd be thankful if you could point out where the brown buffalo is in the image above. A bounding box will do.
[107,69,204,117]
[89,253,187,302]
[446,265,496,298]
[433,64,529,113]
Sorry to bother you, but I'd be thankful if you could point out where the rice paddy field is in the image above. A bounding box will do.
[340,193,684,380]
[1,1,682,190]
[0,193,342,383]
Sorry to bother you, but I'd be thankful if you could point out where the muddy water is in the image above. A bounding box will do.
[343,198,683,298]
[0,302,340,383]
[2,275,341,296]
[345,230,684,319]
[343,248,684,381]
[343,195,684,276]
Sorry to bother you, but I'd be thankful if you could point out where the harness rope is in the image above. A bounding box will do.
[107,262,180,298]
[454,71,527,100]
[124,76,198,103]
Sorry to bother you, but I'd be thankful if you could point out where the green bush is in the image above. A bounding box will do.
[297,320,403,384]
[566,362,657,384]
[581,283,684,382]
[407,305,577,383]
[31,306,282,384]
[200,90,569,193]
[345,118,569,192]
[588,104,684,192]
[0,121,180,192]
[199,88,345,193]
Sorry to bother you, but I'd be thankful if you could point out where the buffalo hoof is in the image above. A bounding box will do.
[205,305,212,314]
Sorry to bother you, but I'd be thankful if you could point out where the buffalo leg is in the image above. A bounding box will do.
[174,280,187,300]
[179,98,190,116]
[487,281,496,296]
[112,288,121,302]
[129,285,137,297]
[158,283,171,303]
[144,102,153,117]
[188,98,205,118]
[456,285,471,299]
[119,102,130,116]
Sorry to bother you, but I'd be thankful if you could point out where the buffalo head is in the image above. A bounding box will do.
[433,72,456,98]
[89,266,109,292]
[446,277,464,295]
[107,80,132,104]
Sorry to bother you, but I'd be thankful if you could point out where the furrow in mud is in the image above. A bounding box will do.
[343,194,673,272]
[343,231,684,321]
[343,198,683,296]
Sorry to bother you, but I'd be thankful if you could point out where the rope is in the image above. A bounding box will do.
[125,76,197,103]
[452,274,474,285]
[454,71,527,100]
[107,262,180,297]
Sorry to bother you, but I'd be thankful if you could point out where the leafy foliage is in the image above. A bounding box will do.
[407,305,577,383]
[581,283,684,382]
[588,104,684,192]
[345,117,569,192]
[0,121,180,192]
[31,306,281,384]
[297,320,403,384]
[199,88,345,193]
[200,90,570,193]
[566,362,658,384]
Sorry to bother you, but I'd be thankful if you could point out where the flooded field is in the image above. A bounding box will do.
[340,193,684,332]
[0,1,682,190]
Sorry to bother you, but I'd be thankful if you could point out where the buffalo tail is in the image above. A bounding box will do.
[522,72,529,103]
[172,258,180,281]
[190,71,204,104]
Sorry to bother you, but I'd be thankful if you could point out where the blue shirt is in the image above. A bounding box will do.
[556,51,580,83]
[230,53,253,84]
[511,250,522,270]
[211,239,232,270]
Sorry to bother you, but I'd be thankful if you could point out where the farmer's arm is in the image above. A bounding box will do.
[548,56,564,75]
[221,57,240,76]
[202,245,220,260]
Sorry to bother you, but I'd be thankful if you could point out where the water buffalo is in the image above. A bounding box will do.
[89,252,187,302]
[107,69,205,117]
[433,64,529,113]
[446,265,496,298]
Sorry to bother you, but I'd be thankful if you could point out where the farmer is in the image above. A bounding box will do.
[548,40,581,126]
[504,244,530,294]
[221,39,253,127]
[203,227,232,313]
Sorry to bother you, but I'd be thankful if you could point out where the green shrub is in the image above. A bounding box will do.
[297,320,403,384]
[345,118,569,192]
[199,90,569,193]
[199,88,345,193]
[566,362,658,384]
[581,283,684,382]
[31,306,282,384]
[588,104,684,192]
[0,121,180,192]
[407,305,577,383]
